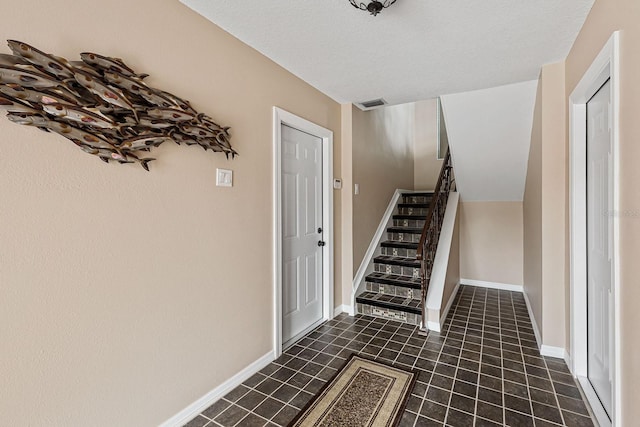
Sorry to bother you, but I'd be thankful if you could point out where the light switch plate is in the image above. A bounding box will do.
[333,179,342,189]
[216,168,233,187]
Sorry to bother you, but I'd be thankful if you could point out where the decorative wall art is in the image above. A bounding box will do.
[0,40,237,171]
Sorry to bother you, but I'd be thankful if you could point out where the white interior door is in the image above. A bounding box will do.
[586,79,613,418]
[281,124,323,345]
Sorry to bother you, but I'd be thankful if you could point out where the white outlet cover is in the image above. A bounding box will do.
[216,168,233,187]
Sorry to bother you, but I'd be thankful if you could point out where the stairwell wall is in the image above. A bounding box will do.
[351,104,415,275]
[0,1,342,426]
[413,99,444,190]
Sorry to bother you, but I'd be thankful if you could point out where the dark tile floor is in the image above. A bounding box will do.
[185,285,595,427]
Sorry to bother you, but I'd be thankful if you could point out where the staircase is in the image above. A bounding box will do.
[355,192,433,326]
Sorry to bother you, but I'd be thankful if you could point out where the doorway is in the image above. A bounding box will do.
[569,32,620,427]
[281,124,324,345]
[272,107,334,357]
[586,79,612,418]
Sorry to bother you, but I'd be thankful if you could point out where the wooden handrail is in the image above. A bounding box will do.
[416,147,454,335]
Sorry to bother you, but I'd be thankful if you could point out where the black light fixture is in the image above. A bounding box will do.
[349,0,397,16]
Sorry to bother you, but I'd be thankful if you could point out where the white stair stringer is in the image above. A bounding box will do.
[424,191,460,332]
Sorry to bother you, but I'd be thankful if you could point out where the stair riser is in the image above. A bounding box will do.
[398,207,429,215]
[387,231,421,244]
[393,219,426,228]
[374,263,421,279]
[402,195,431,204]
[381,246,417,258]
[366,282,419,299]
[357,303,421,326]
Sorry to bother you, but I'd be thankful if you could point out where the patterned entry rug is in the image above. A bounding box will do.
[288,354,417,427]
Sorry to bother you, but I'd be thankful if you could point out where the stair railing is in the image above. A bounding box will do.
[416,148,454,335]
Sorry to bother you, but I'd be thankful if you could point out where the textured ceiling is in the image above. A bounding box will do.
[180,0,593,105]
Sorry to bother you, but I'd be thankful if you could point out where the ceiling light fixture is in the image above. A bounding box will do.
[349,0,397,16]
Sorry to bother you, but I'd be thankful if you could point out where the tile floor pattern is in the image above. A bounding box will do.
[185,286,595,427]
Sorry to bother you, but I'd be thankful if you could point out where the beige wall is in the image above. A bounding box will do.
[0,1,341,426]
[413,99,443,190]
[352,104,415,273]
[540,62,567,349]
[459,202,524,285]
[523,62,567,349]
[340,104,354,303]
[565,0,640,421]
[524,74,544,335]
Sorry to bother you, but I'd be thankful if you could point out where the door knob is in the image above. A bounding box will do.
[318,241,326,247]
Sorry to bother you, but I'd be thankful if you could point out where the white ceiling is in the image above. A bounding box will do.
[441,80,538,201]
[180,0,593,105]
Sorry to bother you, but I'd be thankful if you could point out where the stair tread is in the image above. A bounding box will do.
[381,241,418,249]
[366,272,421,289]
[386,226,423,234]
[356,292,422,315]
[402,192,434,197]
[374,255,421,268]
[398,203,430,209]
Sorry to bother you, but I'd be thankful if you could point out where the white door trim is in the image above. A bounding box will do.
[569,31,620,427]
[272,107,334,358]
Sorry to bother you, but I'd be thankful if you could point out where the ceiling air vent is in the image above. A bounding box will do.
[357,98,387,111]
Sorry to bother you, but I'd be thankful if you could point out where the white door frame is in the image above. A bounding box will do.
[569,31,620,427]
[272,107,334,358]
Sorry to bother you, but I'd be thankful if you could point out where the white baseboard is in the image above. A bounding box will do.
[334,305,353,317]
[540,345,566,359]
[427,321,440,332]
[427,282,461,333]
[440,282,460,326]
[463,279,569,360]
[159,351,274,427]
[522,288,567,360]
[564,350,573,375]
[577,376,612,427]
[428,281,460,333]
[522,289,542,348]
[460,278,523,292]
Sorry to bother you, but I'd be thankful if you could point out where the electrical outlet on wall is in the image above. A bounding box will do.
[354,183,360,195]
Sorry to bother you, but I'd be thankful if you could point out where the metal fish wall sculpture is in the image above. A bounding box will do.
[0,40,237,171]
